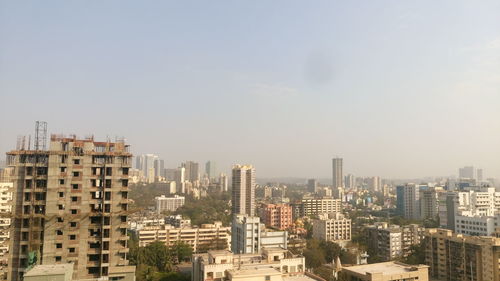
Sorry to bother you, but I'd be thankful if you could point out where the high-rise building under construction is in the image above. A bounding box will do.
[6,132,135,281]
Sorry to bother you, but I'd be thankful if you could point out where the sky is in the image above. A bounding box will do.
[1,1,500,179]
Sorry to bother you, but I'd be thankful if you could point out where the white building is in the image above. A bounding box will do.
[232,165,255,216]
[312,213,351,243]
[155,195,185,214]
[138,222,230,252]
[231,215,287,254]
[192,248,312,281]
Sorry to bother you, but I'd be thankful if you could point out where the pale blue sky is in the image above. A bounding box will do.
[1,1,499,178]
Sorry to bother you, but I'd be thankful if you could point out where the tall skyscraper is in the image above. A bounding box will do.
[307,179,317,193]
[396,184,421,220]
[6,135,134,281]
[182,161,199,183]
[205,161,217,180]
[458,166,474,179]
[332,158,343,199]
[231,165,255,216]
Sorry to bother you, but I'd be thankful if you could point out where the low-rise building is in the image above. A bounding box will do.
[192,248,312,281]
[292,197,341,219]
[138,222,230,252]
[155,195,185,214]
[424,228,500,281]
[312,213,351,243]
[341,261,428,281]
[261,203,293,230]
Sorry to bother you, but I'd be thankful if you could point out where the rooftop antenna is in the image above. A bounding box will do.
[34,121,48,150]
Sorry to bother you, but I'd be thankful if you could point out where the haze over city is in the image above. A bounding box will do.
[1,1,500,178]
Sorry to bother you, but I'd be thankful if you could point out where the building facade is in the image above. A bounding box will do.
[366,223,424,261]
[396,184,420,220]
[231,215,287,255]
[293,197,342,218]
[424,228,500,281]
[6,136,134,281]
[341,262,428,281]
[332,158,343,199]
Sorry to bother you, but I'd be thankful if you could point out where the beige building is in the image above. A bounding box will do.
[312,213,351,243]
[6,135,135,281]
[424,228,500,281]
[232,165,255,216]
[0,181,12,272]
[192,248,314,281]
[293,197,342,218]
[138,222,230,252]
[341,261,428,281]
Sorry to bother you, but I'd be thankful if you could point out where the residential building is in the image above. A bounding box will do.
[231,215,287,254]
[345,174,356,190]
[136,154,160,183]
[396,184,420,220]
[138,222,230,252]
[231,165,255,216]
[366,223,424,261]
[6,135,134,281]
[312,213,351,243]
[192,248,310,281]
[155,195,185,214]
[165,215,191,228]
[292,197,342,218]
[368,177,381,192]
[340,262,428,281]
[425,228,500,281]
[218,173,228,192]
[261,203,293,230]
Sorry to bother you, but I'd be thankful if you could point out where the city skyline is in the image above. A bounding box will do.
[2,1,500,178]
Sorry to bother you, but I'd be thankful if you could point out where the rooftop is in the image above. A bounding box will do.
[24,264,73,277]
[343,262,427,276]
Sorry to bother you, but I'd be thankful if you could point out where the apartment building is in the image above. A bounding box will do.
[137,222,230,252]
[261,203,293,230]
[312,213,351,243]
[366,223,424,261]
[192,248,312,281]
[0,181,12,278]
[155,195,185,214]
[6,135,135,281]
[424,228,500,281]
[396,184,420,220]
[231,215,287,254]
[292,197,342,219]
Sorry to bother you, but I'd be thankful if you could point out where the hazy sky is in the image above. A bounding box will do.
[1,1,500,179]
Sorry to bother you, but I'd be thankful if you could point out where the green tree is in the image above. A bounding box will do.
[170,241,193,263]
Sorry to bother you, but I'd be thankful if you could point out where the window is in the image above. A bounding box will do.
[55,256,62,262]
[56,243,62,249]
[59,179,65,185]
[69,235,76,240]
[70,222,77,227]
[60,167,66,172]
[72,184,79,190]
[73,159,80,165]
[71,209,78,215]
[265,276,271,281]
[71,196,78,202]
[59,192,64,198]
[69,248,75,253]
[58,205,64,210]
[73,172,80,177]
[56,230,63,235]
[57,217,64,222]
